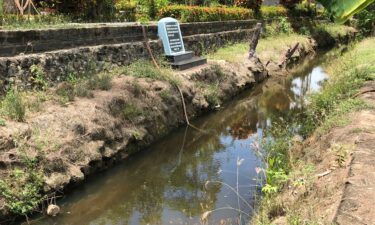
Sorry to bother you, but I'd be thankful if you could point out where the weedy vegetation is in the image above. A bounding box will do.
[0,154,44,218]
[122,104,144,122]
[254,38,375,224]
[0,88,26,122]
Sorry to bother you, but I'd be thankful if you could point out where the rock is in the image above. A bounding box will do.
[291,135,304,143]
[47,204,60,217]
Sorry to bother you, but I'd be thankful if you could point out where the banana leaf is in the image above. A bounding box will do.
[317,0,375,23]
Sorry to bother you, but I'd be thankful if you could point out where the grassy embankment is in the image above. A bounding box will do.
[207,20,354,63]
[253,38,375,224]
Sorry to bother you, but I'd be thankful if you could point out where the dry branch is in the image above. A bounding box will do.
[278,42,300,68]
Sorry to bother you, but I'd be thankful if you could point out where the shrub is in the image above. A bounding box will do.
[124,59,163,79]
[115,0,137,21]
[158,5,253,22]
[86,73,112,91]
[354,2,375,37]
[279,0,303,9]
[234,0,262,13]
[1,88,26,122]
[30,65,48,91]
[261,6,288,18]
[263,16,293,37]
[56,0,116,21]
[122,104,143,121]
[0,162,44,216]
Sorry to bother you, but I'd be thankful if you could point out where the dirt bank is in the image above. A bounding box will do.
[266,81,375,225]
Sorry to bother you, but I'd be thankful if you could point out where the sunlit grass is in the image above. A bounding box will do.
[207,34,309,63]
[316,23,356,38]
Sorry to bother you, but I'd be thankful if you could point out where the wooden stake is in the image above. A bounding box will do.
[248,23,262,59]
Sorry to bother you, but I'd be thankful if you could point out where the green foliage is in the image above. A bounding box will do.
[280,0,303,9]
[122,104,143,121]
[124,59,163,79]
[0,118,6,126]
[354,2,375,36]
[56,0,116,22]
[317,0,375,23]
[300,40,375,135]
[55,83,75,102]
[86,72,112,91]
[30,65,48,91]
[115,0,137,21]
[263,16,293,37]
[0,165,44,215]
[234,0,262,13]
[159,89,172,101]
[203,84,221,107]
[260,6,289,18]
[288,1,318,17]
[158,5,253,22]
[1,88,26,122]
[1,14,72,30]
[131,80,146,97]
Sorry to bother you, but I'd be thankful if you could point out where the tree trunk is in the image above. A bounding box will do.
[248,23,262,59]
[0,0,3,26]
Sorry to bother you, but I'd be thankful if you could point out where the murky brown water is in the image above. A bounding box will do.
[34,54,329,225]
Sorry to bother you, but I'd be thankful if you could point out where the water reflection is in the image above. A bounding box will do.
[35,54,328,225]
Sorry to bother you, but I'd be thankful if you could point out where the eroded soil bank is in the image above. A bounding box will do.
[0,28,354,223]
[268,82,375,225]
[254,38,375,225]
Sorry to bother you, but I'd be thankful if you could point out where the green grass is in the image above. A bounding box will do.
[0,156,44,216]
[207,43,248,63]
[123,59,165,79]
[207,34,309,63]
[1,88,26,122]
[0,14,78,30]
[302,38,375,136]
[315,23,356,38]
[122,104,143,121]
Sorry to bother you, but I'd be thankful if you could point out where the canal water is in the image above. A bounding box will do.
[35,54,329,225]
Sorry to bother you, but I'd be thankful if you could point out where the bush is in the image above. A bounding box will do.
[0,167,44,216]
[115,0,137,21]
[56,0,116,21]
[279,0,303,9]
[234,0,262,13]
[354,2,375,36]
[261,6,288,18]
[1,88,26,122]
[158,5,253,22]
[263,16,293,37]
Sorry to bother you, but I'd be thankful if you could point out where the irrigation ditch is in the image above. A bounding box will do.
[0,26,356,224]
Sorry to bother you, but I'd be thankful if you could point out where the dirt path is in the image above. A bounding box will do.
[335,81,375,225]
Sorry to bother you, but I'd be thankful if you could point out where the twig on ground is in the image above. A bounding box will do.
[317,170,332,178]
[353,89,375,98]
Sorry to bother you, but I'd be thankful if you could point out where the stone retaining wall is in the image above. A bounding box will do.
[0,22,256,92]
[0,20,257,57]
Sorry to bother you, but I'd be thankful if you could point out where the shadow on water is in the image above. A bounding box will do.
[34,53,331,225]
